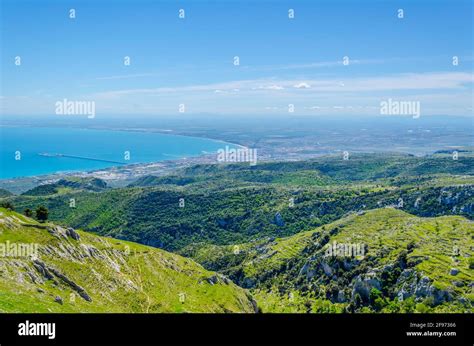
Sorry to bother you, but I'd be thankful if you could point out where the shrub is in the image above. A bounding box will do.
[415,303,430,313]
[35,206,49,223]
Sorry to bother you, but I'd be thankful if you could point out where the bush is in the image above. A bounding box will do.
[370,288,386,311]
[383,300,401,313]
[369,288,383,303]
[35,206,49,223]
[401,297,415,313]
[374,297,387,311]
[415,303,430,313]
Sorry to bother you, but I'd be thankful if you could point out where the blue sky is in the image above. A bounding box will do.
[1,0,472,117]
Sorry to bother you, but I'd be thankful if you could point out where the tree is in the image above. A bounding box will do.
[35,206,49,223]
[384,300,401,313]
[373,296,387,311]
[369,288,386,311]
[0,201,14,211]
[401,297,415,313]
[24,208,33,217]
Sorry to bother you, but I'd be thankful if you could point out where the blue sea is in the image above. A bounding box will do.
[0,127,231,179]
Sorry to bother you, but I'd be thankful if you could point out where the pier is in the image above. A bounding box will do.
[39,153,126,165]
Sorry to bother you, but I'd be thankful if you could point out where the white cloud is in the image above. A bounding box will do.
[2,71,451,116]
[245,58,387,72]
[93,72,473,99]
[258,84,284,90]
[96,73,158,80]
[294,82,311,89]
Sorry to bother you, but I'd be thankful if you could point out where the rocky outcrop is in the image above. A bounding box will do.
[351,273,382,302]
[336,290,346,303]
[32,259,55,281]
[206,275,219,285]
[44,225,80,241]
[274,212,285,227]
[321,261,333,277]
[33,259,92,302]
[65,227,80,241]
[395,269,452,305]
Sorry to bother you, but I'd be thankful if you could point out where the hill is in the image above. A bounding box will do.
[3,153,474,252]
[0,208,256,313]
[182,208,474,313]
[21,177,108,196]
[0,189,13,198]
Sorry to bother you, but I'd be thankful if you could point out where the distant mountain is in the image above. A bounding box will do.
[183,208,474,313]
[0,208,256,313]
[128,175,197,187]
[21,177,108,196]
[0,188,13,198]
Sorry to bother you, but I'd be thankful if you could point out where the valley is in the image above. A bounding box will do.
[0,151,472,313]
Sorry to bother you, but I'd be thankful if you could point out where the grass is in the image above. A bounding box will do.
[0,208,255,313]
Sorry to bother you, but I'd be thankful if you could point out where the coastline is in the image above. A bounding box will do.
[0,123,248,149]
[0,125,248,194]
[2,121,471,194]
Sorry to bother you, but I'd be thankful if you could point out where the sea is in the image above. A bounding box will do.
[0,126,232,179]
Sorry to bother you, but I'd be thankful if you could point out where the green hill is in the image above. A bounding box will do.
[4,153,474,252]
[0,208,256,313]
[1,153,473,314]
[21,177,108,196]
[0,189,13,198]
[182,208,474,313]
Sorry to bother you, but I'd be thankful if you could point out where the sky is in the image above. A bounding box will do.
[0,0,473,117]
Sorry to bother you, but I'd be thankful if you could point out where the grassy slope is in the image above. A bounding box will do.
[0,208,255,313]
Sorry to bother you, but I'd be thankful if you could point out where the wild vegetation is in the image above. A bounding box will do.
[183,208,473,313]
[0,152,473,313]
[3,153,474,251]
